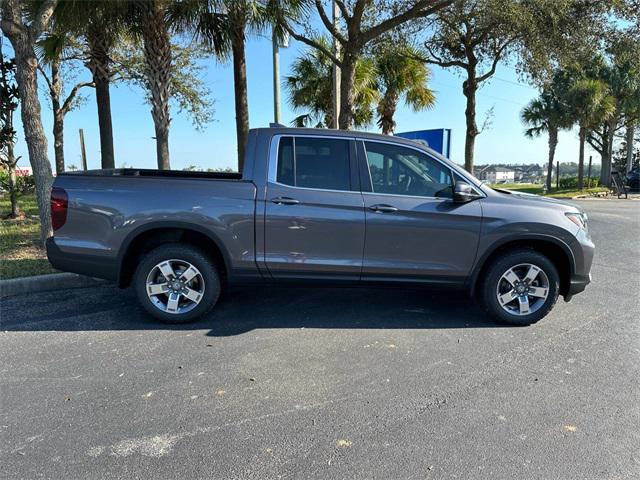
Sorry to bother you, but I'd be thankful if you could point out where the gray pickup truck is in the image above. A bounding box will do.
[47,127,594,325]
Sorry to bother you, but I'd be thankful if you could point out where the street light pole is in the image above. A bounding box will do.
[331,1,340,129]
[272,30,281,124]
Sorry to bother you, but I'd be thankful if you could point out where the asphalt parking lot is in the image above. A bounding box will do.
[1,199,639,480]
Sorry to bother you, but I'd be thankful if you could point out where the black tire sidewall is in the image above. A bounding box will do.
[481,250,560,326]
[134,244,220,323]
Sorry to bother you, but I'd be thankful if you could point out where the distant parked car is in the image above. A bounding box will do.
[626,167,640,192]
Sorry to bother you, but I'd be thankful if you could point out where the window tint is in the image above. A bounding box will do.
[276,137,351,191]
[364,141,453,198]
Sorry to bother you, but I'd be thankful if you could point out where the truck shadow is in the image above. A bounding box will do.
[2,284,516,334]
[206,286,509,336]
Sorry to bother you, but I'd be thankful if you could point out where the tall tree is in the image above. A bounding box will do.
[284,0,452,130]
[567,78,615,189]
[286,40,378,128]
[375,43,435,135]
[0,38,21,218]
[138,0,173,170]
[422,0,519,173]
[110,36,215,143]
[521,86,572,191]
[177,0,287,171]
[421,0,610,173]
[1,0,58,243]
[52,0,123,169]
[36,33,94,174]
[602,34,640,183]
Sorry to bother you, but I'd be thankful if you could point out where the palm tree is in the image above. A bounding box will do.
[600,38,640,184]
[521,88,572,191]
[286,42,379,128]
[375,44,435,135]
[52,0,124,169]
[176,0,304,172]
[175,1,272,171]
[567,78,616,189]
[284,1,453,130]
[130,0,174,170]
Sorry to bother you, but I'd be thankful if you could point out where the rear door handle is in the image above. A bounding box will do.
[369,204,398,213]
[271,197,300,205]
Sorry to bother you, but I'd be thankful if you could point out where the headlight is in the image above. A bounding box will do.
[565,211,588,230]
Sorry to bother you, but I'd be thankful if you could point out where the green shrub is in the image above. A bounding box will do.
[558,176,600,189]
[0,171,35,196]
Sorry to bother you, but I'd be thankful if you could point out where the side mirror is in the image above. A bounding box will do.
[453,181,480,203]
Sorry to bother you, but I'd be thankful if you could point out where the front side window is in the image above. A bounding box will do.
[364,141,453,198]
[276,136,351,191]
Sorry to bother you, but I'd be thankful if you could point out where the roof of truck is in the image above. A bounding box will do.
[252,127,436,151]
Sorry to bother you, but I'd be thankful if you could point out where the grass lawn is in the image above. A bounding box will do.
[490,183,609,199]
[0,194,58,280]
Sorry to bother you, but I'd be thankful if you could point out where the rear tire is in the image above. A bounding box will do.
[480,249,560,326]
[134,244,221,323]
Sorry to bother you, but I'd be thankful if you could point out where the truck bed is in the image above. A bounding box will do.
[49,170,258,282]
[61,168,243,180]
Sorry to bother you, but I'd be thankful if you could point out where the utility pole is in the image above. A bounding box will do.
[331,1,340,129]
[272,31,281,124]
[587,155,592,189]
[79,128,88,170]
[556,161,560,190]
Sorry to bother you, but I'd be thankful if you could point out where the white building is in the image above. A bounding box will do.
[481,166,515,184]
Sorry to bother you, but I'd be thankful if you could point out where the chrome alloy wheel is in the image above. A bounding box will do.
[145,259,205,314]
[495,263,550,316]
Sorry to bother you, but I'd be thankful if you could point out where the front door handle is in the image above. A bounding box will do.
[369,204,398,213]
[271,197,300,205]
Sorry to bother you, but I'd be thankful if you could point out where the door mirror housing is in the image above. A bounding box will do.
[453,181,480,203]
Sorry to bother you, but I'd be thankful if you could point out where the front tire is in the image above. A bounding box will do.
[480,250,560,326]
[134,244,221,323]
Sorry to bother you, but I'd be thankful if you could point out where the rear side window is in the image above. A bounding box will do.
[276,137,351,191]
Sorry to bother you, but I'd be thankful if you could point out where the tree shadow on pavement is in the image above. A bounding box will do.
[1,284,514,335]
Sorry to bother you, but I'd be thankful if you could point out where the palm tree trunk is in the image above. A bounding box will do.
[53,112,65,174]
[86,27,115,169]
[600,123,609,186]
[462,76,478,174]
[338,52,356,130]
[142,0,172,170]
[546,127,558,191]
[601,111,619,186]
[49,59,66,174]
[1,0,56,241]
[378,91,398,135]
[231,20,249,172]
[626,123,635,173]
[4,36,53,242]
[578,126,586,190]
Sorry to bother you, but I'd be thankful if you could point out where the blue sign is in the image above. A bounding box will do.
[395,129,452,158]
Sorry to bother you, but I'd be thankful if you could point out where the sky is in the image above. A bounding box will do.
[9,32,600,173]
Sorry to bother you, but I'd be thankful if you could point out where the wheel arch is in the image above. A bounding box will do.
[117,222,230,288]
[469,235,575,299]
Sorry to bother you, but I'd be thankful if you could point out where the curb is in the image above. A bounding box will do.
[0,272,106,298]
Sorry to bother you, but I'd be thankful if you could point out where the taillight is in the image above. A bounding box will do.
[51,187,68,231]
